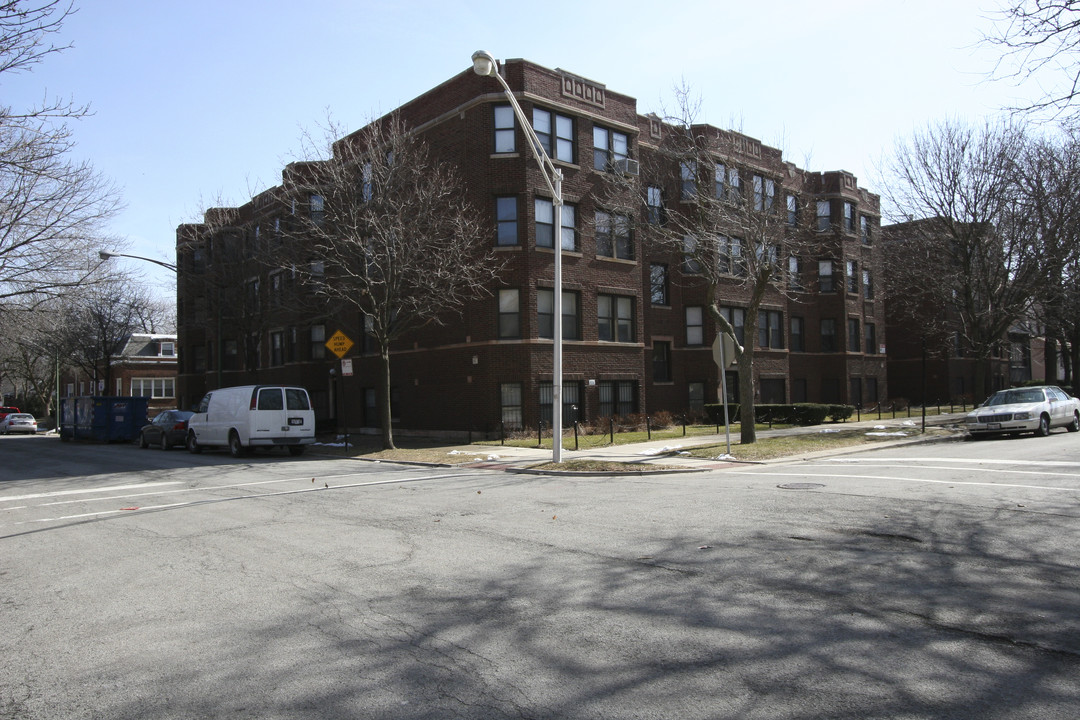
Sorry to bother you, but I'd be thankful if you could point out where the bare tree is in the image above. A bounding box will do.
[283,114,500,449]
[623,87,807,444]
[0,1,121,303]
[882,119,1044,401]
[984,0,1080,119]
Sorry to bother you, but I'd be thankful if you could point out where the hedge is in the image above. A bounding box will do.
[704,403,855,426]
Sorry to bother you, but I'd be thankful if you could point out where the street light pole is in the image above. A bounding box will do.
[472,51,565,463]
[98,250,177,273]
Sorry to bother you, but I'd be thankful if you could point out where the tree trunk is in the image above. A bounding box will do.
[737,354,756,444]
[378,345,395,450]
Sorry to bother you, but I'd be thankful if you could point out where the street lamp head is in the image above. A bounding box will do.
[98,250,115,260]
[471,50,497,78]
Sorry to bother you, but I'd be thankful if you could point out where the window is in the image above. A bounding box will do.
[719,235,744,276]
[818,260,836,292]
[727,167,740,201]
[714,163,727,199]
[644,264,668,308]
[270,330,285,366]
[361,162,373,202]
[310,325,326,360]
[535,198,576,250]
[681,160,697,199]
[790,317,805,352]
[786,194,798,226]
[593,126,628,171]
[500,382,522,430]
[599,380,637,418]
[498,289,520,339]
[686,306,704,346]
[310,194,325,226]
[816,200,831,231]
[843,202,856,232]
[246,278,260,311]
[494,105,515,153]
[496,196,518,246]
[863,270,874,299]
[158,341,175,357]
[646,185,664,225]
[224,339,239,369]
[752,175,775,211]
[758,310,784,349]
[598,294,635,342]
[540,381,581,426]
[533,108,574,163]
[760,378,786,404]
[846,260,858,294]
[688,382,705,415]
[788,255,803,291]
[682,236,701,273]
[848,318,861,352]
[720,306,746,345]
[860,214,871,244]
[537,288,580,340]
[131,378,175,399]
[652,341,672,382]
[865,323,877,354]
[596,210,633,260]
[821,318,837,352]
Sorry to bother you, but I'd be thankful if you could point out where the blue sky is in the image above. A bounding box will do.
[3,0,1037,299]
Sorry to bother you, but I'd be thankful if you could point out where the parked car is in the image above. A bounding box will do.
[963,385,1080,437]
[186,385,315,457]
[139,410,194,450]
[0,406,19,423]
[0,413,37,434]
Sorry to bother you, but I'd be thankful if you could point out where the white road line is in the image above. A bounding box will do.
[829,457,1080,468]
[814,463,1080,479]
[0,481,186,503]
[6,472,473,528]
[728,469,1080,493]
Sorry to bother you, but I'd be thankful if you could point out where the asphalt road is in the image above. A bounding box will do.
[2,432,1079,719]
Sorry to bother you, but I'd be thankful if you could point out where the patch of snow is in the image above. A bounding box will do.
[713,454,736,461]
[638,445,684,456]
[866,431,908,437]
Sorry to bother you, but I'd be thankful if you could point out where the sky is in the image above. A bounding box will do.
[3,0,1044,301]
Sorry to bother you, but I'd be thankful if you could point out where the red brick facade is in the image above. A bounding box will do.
[176,59,887,436]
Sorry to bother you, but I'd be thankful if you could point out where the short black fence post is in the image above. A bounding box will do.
[574,421,579,451]
[538,420,544,448]
[646,415,652,441]
[609,418,615,445]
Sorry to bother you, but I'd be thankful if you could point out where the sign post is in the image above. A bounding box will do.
[712,333,738,457]
[326,331,355,449]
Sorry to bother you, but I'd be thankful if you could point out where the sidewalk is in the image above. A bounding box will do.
[460,412,969,474]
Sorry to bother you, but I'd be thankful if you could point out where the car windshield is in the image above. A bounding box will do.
[987,389,1045,406]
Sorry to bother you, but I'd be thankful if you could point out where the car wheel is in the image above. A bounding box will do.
[1036,414,1051,437]
[228,431,245,458]
[1069,412,1080,433]
[288,445,306,456]
[186,432,202,454]
[160,434,170,451]
[139,432,149,449]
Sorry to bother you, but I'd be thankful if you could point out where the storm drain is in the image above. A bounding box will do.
[777,482,826,490]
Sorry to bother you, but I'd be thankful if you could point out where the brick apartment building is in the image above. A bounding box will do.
[175,58,886,436]
[61,333,178,417]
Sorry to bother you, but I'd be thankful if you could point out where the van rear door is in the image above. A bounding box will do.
[252,387,285,438]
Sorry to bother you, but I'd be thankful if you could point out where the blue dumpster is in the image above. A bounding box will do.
[60,396,150,443]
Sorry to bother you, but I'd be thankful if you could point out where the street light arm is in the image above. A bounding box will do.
[98,250,177,273]
[471,51,562,203]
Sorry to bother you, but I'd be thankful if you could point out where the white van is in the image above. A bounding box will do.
[186,385,316,457]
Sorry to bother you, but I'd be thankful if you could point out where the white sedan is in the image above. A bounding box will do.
[964,386,1080,437]
[0,413,37,434]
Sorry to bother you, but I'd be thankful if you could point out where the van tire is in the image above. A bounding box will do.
[228,430,246,458]
[288,446,306,456]
[187,432,202,454]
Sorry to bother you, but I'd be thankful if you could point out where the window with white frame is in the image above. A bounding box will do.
[816,200,831,231]
[598,294,635,342]
[494,105,515,153]
[496,196,518,246]
[537,288,580,340]
[646,185,664,225]
[681,160,697,199]
[686,306,704,346]
[131,378,175,399]
[596,210,633,259]
[498,289,520,339]
[650,263,669,305]
[593,126,628,171]
[535,198,577,250]
[533,107,574,163]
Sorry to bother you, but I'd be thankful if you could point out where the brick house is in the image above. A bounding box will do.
[61,333,178,417]
[175,58,887,437]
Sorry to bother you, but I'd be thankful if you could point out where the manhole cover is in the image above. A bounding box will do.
[777,482,826,490]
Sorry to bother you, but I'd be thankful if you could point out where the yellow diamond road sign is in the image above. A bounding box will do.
[326,330,354,359]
